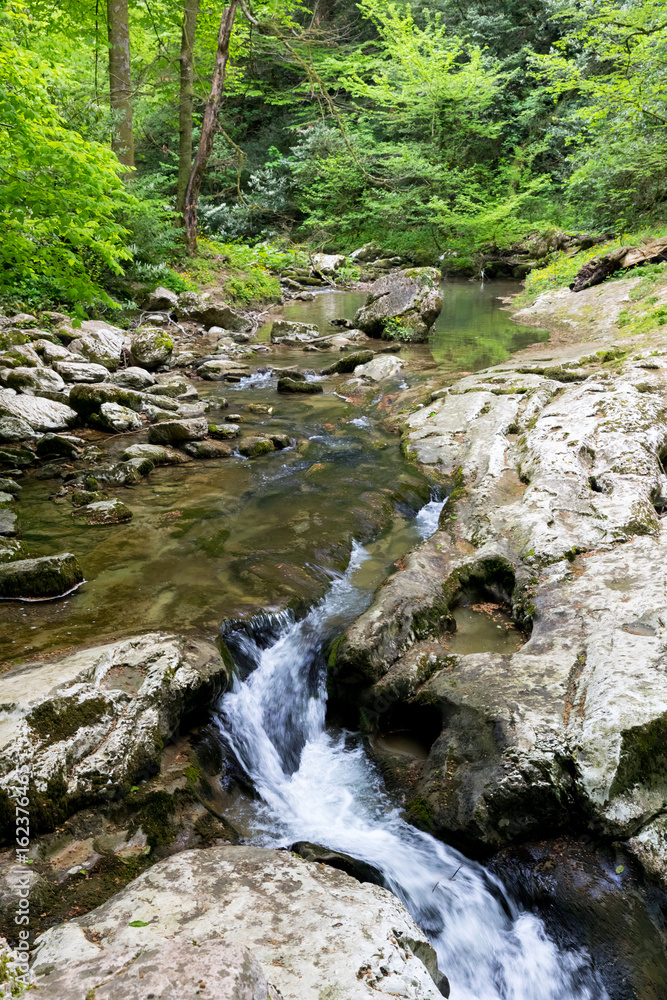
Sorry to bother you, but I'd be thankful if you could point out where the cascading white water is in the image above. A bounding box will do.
[213,537,608,1000]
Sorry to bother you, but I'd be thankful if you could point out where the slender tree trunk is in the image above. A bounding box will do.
[183,1,238,254]
[107,0,134,169]
[177,0,200,216]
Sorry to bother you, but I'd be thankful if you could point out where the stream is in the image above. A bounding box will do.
[213,537,608,999]
[7,280,612,995]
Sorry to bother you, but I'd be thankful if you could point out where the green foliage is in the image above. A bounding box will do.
[0,5,134,313]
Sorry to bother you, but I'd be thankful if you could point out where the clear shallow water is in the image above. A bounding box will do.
[1,281,546,665]
[213,536,607,1000]
[272,280,549,375]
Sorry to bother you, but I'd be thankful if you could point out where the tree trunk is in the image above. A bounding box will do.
[183,1,238,254]
[107,0,134,169]
[176,0,200,216]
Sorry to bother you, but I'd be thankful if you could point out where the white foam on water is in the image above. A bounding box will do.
[213,538,607,1000]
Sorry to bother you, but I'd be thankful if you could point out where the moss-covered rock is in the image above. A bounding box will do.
[73,499,133,525]
[130,327,173,370]
[238,437,275,458]
[320,350,374,375]
[277,377,323,394]
[68,383,142,419]
[0,552,83,599]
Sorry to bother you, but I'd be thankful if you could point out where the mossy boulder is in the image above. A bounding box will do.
[238,437,275,458]
[208,422,240,439]
[320,350,375,375]
[277,377,324,394]
[130,327,174,370]
[0,552,83,599]
[68,384,142,419]
[354,267,442,341]
[0,633,229,831]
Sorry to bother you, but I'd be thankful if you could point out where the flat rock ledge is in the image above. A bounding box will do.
[31,845,443,1000]
[329,350,667,881]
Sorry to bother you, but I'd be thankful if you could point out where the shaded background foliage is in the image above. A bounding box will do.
[2,0,667,308]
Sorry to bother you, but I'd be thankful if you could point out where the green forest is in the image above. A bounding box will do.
[2,0,667,313]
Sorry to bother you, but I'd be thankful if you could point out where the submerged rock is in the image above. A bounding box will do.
[355,267,443,341]
[0,552,83,599]
[31,845,442,1000]
[73,499,133,524]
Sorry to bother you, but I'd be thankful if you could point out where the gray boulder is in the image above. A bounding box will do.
[31,846,441,1000]
[35,433,84,459]
[146,285,179,311]
[197,359,250,381]
[53,360,109,383]
[147,417,208,445]
[0,509,19,536]
[183,439,234,459]
[178,294,251,332]
[32,340,84,365]
[0,633,229,818]
[355,267,443,341]
[68,323,124,370]
[99,402,143,433]
[320,350,374,375]
[0,552,83,599]
[107,366,156,390]
[121,443,189,465]
[0,390,78,433]
[4,366,65,394]
[129,327,173,370]
[0,415,36,443]
[355,355,405,381]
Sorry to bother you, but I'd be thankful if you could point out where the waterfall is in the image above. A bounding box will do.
[212,538,607,1000]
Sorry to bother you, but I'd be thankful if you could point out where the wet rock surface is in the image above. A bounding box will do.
[32,845,442,1000]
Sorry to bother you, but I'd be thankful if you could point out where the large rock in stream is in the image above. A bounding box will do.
[0,633,229,831]
[31,845,443,1000]
[355,268,443,341]
[329,356,667,875]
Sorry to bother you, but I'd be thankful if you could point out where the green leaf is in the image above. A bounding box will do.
[129,920,150,927]
[615,865,624,875]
